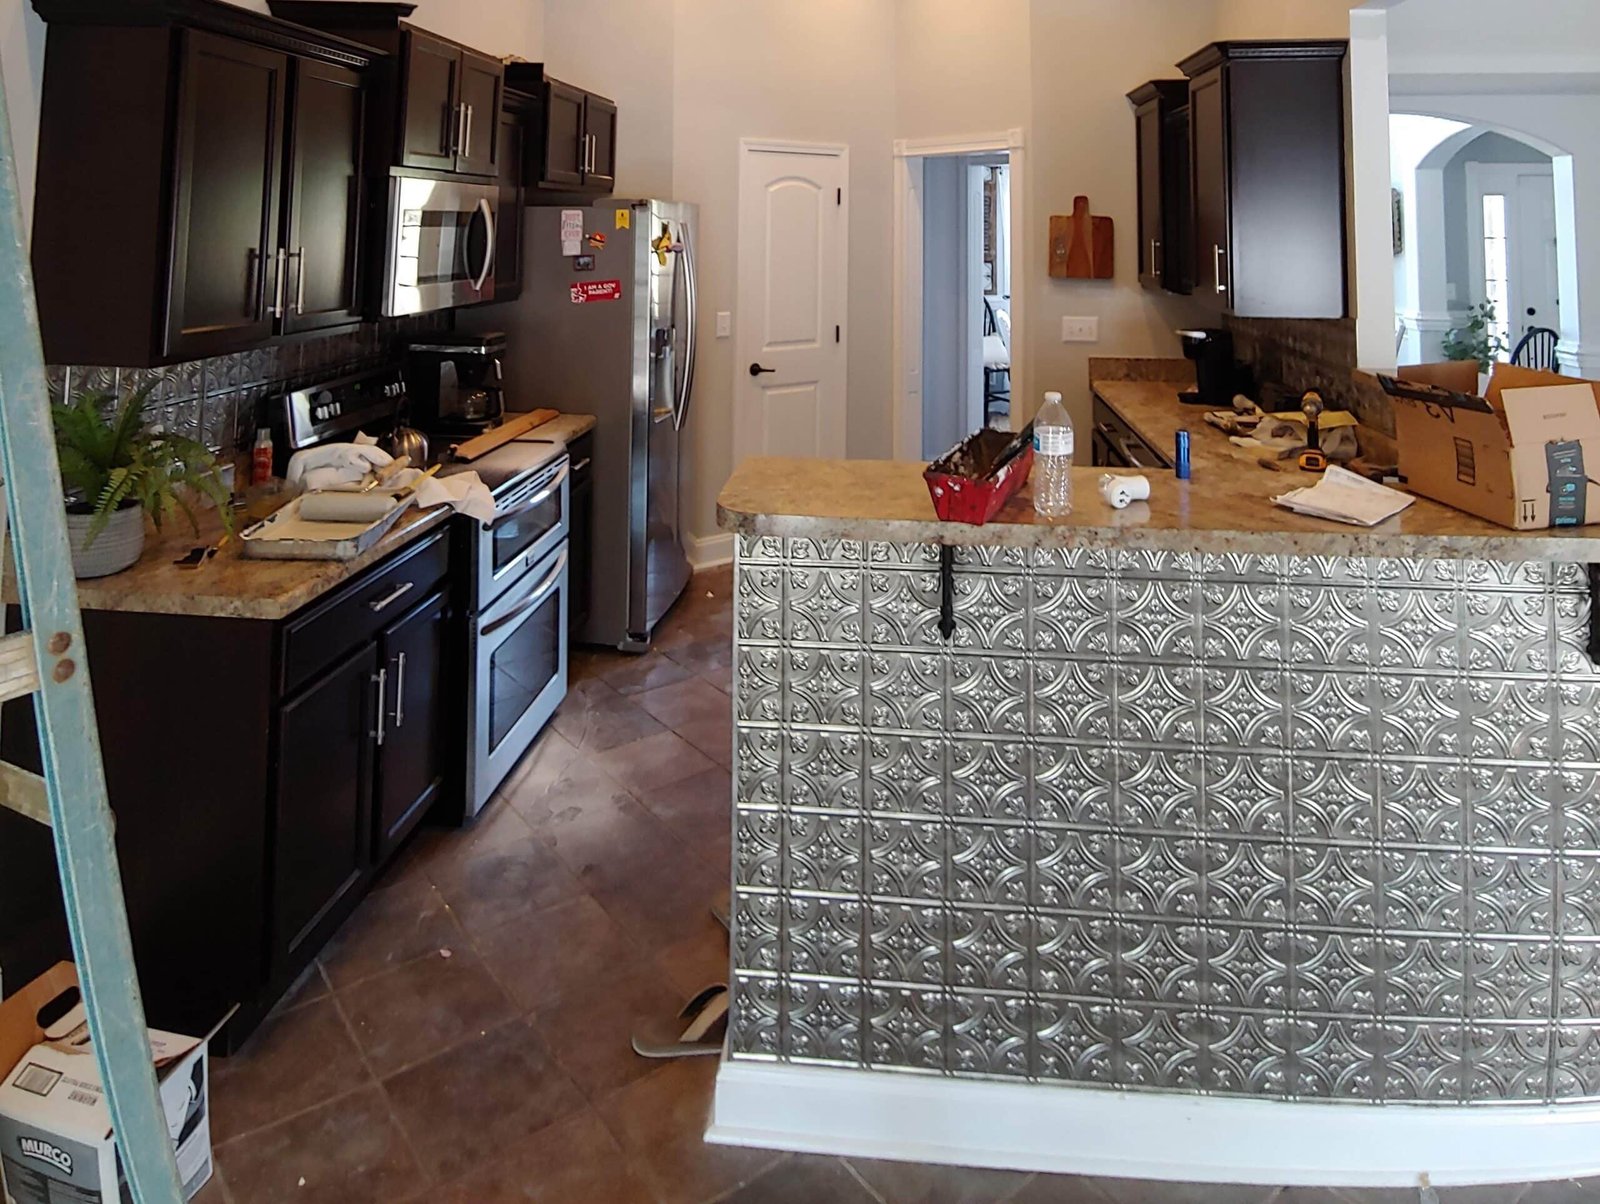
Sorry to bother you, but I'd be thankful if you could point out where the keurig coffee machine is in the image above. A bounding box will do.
[406,332,507,437]
[1177,329,1238,408]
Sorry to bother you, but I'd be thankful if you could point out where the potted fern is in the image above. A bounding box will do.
[53,382,232,578]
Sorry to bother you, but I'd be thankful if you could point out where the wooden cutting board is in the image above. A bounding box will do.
[447,409,560,462]
[1049,196,1115,280]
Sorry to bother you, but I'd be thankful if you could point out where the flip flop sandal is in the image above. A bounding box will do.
[631,984,729,1059]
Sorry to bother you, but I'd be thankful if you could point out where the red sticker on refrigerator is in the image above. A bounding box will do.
[570,280,623,304]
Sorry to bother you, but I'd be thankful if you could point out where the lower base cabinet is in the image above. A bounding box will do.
[0,526,462,1050]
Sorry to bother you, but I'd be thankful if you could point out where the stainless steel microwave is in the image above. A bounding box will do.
[382,174,498,317]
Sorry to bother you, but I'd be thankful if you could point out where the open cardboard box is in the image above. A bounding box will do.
[0,964,213,1203]
[1390,361,1600,529]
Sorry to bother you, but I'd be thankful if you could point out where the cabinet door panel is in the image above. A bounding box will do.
[584,94,617,192]
[494,110,527,300]
[273,643,376,972]
[1135,101,1162,290]
[456,50,503,177]
[375,592,451,863]
[285,60,365,334]
[1190,67,1230,302]
[543,80,586,189]
[165,31,287,361]
[400,30,459,171]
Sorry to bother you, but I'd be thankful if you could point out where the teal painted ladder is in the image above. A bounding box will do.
[0,60,187,1204]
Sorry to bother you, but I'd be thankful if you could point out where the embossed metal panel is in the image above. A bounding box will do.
[731,535,1600,1105]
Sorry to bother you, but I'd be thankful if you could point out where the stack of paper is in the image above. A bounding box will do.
[1273,466,1416,527]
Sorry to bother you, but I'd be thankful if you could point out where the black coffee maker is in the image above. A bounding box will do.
[406,332,507,437]
[1177,329,1238,408]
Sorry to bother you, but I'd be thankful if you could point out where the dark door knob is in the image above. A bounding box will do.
[749,363,776,377]
[1528,307,1538,317]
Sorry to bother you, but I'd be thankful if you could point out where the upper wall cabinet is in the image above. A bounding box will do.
[267,4,504,178]
[1127,81,1192,296]
[31,3,374,367]
[507,65,618,201]
[1179,41,1349,320]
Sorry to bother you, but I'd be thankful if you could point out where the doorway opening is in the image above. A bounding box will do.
[894,132,1027,461]
[1391,114,1574,372]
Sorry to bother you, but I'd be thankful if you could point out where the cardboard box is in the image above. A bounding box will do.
[0,965,213,1204]
[1390,362,1600,529]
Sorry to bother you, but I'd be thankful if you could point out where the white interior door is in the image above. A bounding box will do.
[1515,172,1560,340]
[1467,162,1559,352]
[735,142,849,464]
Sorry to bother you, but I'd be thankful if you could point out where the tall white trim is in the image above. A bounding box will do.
[893,130,1027,462]
[710,1059,1600,1189]
[686,532,734,570]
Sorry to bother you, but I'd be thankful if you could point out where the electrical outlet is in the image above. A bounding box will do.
[1061,317,1099,344]
[716,311,732,338]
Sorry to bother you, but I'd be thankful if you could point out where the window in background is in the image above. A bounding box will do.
[1482,193,1512,355]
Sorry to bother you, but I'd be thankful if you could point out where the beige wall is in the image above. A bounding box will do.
[895,0,1031,140]
[666,0,898,549]
[1213,0,1356,38]
[1023,0,1222,431]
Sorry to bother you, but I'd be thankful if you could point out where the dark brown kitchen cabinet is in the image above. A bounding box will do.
[1180,41,1349,319]
[374,590,452,864]
[456,49,505,178]
[399,29,461,171]
[285,60,367,334]
[507,65,619,200]
[493,103,529,301]
[273,641,376,973]
[165,32,289,362]
[1128,81,1192,296]
[30,7,374,367]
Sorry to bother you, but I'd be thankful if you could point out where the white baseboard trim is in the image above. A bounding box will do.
[709,1059,1600,1188]
[687,532,734,570]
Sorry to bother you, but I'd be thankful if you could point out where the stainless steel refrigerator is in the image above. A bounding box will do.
[497,199,696,651]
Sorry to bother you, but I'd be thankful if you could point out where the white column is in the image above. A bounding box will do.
[1350,9,1397,372]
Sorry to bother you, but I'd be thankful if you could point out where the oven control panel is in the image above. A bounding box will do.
[281,369,409,452]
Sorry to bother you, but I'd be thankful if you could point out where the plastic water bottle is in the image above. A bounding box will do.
[1032,391,1075,517]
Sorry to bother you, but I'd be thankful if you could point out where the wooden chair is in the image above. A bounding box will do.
[983,297,1011,426]
[1512,327,1561,372]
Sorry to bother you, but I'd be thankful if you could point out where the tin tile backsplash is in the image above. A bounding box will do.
[46,315,447,458]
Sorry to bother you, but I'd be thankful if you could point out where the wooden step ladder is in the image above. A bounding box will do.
[0,58,186,1204]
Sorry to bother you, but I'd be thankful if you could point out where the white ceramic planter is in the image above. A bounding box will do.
[66,504,145,579]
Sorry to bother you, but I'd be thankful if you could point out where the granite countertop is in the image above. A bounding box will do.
[16,411,596,621]
[718,385,1600,562]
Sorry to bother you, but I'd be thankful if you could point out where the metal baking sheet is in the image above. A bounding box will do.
[239,494,414,561]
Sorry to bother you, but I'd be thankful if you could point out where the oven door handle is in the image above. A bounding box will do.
[489,461,570,527]
[471,197,496,293]
[481,549,568,638]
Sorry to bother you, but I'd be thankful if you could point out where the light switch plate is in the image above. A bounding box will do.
[716,311,732,338]
[1061,317,1099,344]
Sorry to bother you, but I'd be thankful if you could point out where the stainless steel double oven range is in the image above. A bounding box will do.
[444,438,571,819]
[279,367,569,824]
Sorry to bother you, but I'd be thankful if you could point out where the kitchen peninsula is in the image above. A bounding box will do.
[709,423,1600,1185]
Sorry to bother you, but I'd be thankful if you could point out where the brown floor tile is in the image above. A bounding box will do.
[600,648,697,695]
[678,715,735,768]
[1007,1174,1119,1202]
[530,963,685,1098]
[319,876,466,990]
[635,678,732,728]
[530,779,682,878]
[1334,1187,1538,1204]
[428,820,587,936]
[431,1109,661,1204]
[211,995,371,1146]
[382,1019,586,1184]
[269,960,330,1015]
[499,725,581,801]
[1501,1183,1587,1203]
[654,908,731,999]
[596,1058,784,1204]
[337,949,516,1078]
[216,1084,422,1204]
[552,678,669,751]
[848,1156,1039,1203]
[582,840,728,952]
[473,894,644,1011]
[721,1154,880,1203]
[193,1163,232,1204]
[404,791,542,885]
[1087,1179,1277,1204]
[635,767,733,867]
[594,730,717,796]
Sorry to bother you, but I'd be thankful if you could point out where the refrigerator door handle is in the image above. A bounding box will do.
[673,224,698,432]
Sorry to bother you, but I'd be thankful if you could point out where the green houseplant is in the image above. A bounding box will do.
[53,382,232,578]
[1441,301,1505,375]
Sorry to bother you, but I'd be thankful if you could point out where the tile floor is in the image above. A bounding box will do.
[200,567,1582,1204]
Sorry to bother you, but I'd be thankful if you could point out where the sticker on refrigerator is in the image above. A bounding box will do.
[615,208,632,230]
[570,279,623,304]
[587,231,607,250]
[560,208,585,257]
[572,254,596,272]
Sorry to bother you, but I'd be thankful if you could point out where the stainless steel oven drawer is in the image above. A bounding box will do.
[281,530,451,697]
